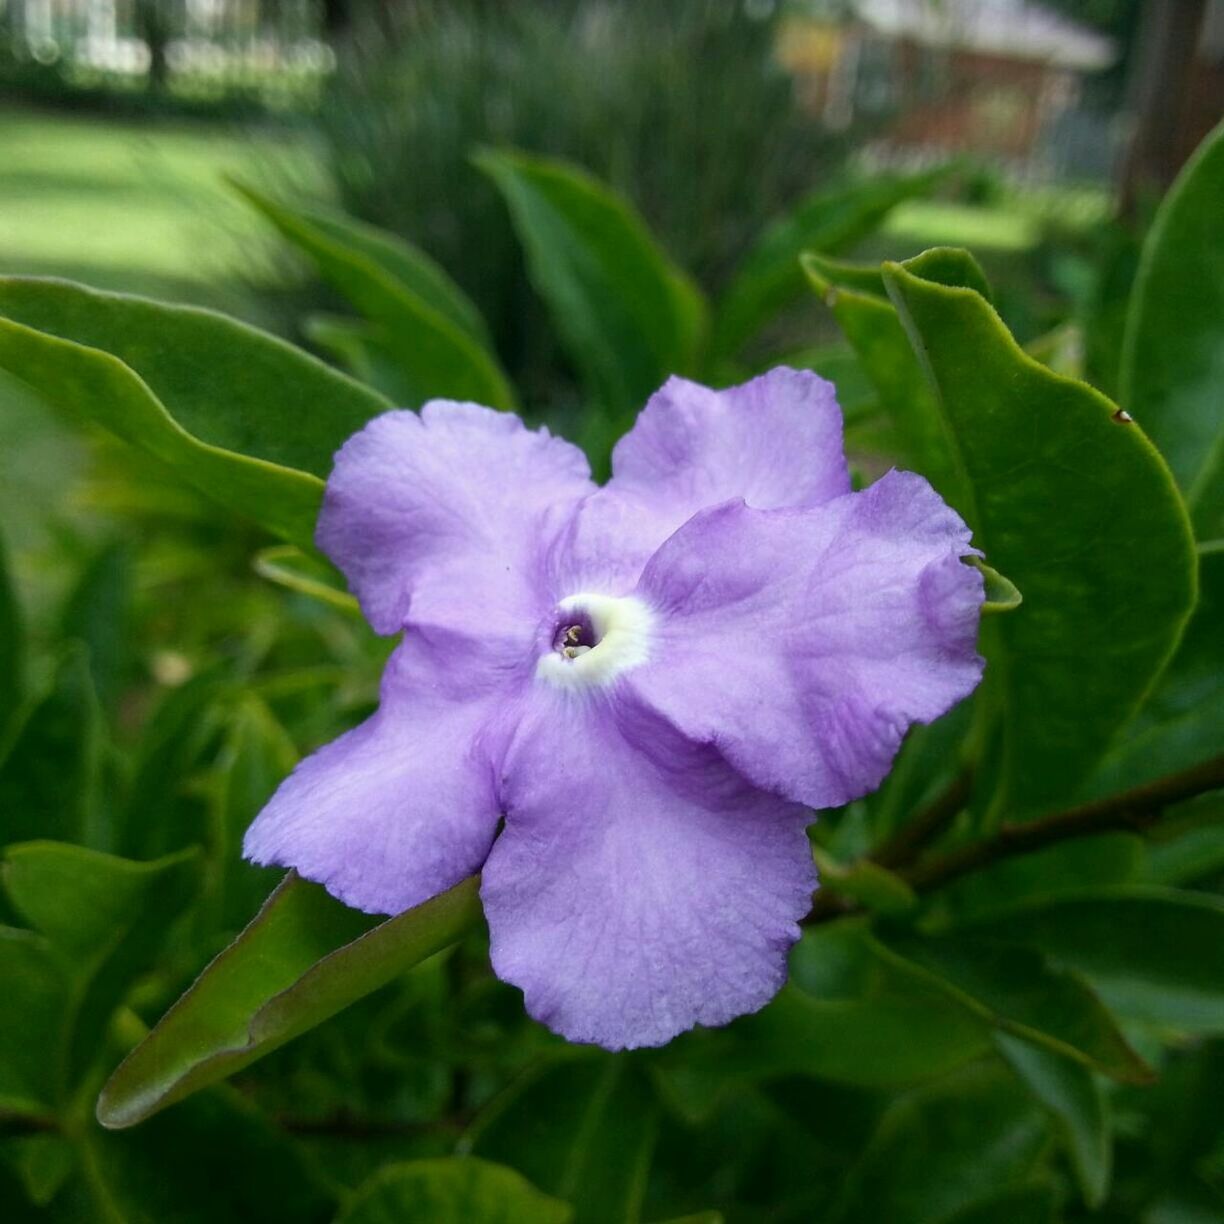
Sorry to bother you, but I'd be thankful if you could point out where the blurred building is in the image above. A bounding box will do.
[780,0,1121,179]
[0,0,333,106]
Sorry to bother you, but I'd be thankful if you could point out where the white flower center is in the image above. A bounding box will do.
[535,593,654,691]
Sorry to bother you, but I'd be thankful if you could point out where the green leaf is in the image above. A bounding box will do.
[117,666,231,859]
[1087,544,1224,797]
[933,834,1147,928]
[801,251,970,509]
[3,841,203,1091]
[337,1158,573,1224]
[714,167,950,358]
[829,1066,1047,1224]
[811,847,917,915]
[0,529,24,736]
[967,557,1022,615]
[1146,794,1224,886]
[961,887,1224,1035]
[96,873,482,1128]
[995,1032,1111,1208]
[1120,119,1224,538]
[252,544,360,615]
[653,924,990,1120]
[879,253,1197,813]
[75,1089,332,1224]
[209,696,298,930]
[0,278,391,549]
[60,540,135,709]
[234,185,515,411]
[0,645,103,846]
[873,930,1152,1083]
[475,148,705,427]
[941,1184,1056,1224]
[0,926,70,1117]
[304,312,424,405]
[464,1053,658,1224]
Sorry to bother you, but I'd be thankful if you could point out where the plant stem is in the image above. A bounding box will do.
[905,754,1224,892]
[804,754,1224,925]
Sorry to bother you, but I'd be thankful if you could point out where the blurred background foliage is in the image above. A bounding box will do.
[1,1,1223,1222]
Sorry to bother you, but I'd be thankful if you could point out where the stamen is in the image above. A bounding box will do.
[537,594,654,690]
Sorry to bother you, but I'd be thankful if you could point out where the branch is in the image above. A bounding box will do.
[804,754,1224,925]
[873,769,974,869]
[904,753,1224,893]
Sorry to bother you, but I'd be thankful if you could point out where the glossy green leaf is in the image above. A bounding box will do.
[996,1031,1110,1207]
[3,841,202,1090]
[653,924,990,1120]
[97,873,482,1128]
[1121,119,1224,537]
[1146,795,1224,886]
[874,930,1152,1083]
[0,645,103,846]
[811,847,917,915]
[336,1158,572,1224]
[7,1133,76,1207]
[0,278,390,549]
[253,544,360,615]
[713,167,950,358]
[476,148,704,427]
[60,539,135,709]
[1086,544,1224,797]
[941,1184,1056,1224]
[210,696,298,929]
[75,1089,331,1224]
[880,253,1197,813]
[935,833,1146,923]
[0,529,23,736]
[304,312,423,405]
[0,926,69,1117]
[235,185,514,411]
[464,1053,658,1224]
[117,665,233,860]
[829,1066,1047,1224]
[962,888,1224,1035]
[801,252,970,508]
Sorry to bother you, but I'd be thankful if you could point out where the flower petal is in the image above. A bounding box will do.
[554,369,850,595]
[243,636,511,915]
[317,400,594,635]
[482,691,816,1050]
[631,470,985,809]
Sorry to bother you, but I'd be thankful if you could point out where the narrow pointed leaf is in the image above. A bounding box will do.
[252,544,359,615]
[714,166,950,358]
[0,927,70,1117]
[995,1032,1111,1208]
[235,185,514,410]
[96,873,482,1128]
[465,1055,657,1224]
[873,931,1152,1083]
[961,887,1224,1035]
[476,148,705,426]
[1120,119,1224,537]
[0,645,103,846]
[801,252,970,508]
[830,1068,1046,1224]
[0,278,390,548]
[0,530,23,735]
[3,842,203,1091]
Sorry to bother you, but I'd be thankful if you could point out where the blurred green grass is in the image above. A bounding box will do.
[0,104,316,315]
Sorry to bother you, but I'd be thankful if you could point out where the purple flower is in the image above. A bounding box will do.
[244,369,984,1049]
